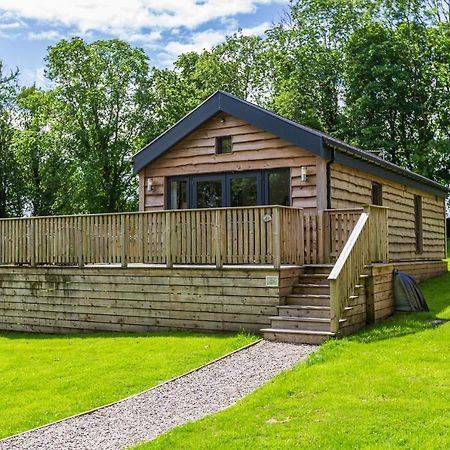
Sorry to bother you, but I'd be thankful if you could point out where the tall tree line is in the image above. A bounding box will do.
[0,0,448,218]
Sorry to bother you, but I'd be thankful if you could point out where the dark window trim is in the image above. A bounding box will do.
[166,176,189,210]
[167,168,291,209]
[371,182,383,206]
[227,171,263,206]
[414,195,423,254]
[191,174,226,208]
[215,135,233,154]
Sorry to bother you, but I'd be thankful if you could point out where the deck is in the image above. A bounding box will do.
[2,204,442,343]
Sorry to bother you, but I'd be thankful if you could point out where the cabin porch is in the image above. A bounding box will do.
[0,205,446,343]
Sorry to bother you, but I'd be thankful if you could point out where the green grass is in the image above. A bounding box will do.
[137,272,450,450]
[0,330,256,439]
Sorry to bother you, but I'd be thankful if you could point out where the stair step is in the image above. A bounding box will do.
[270,316,345,331]
[277,305,331,318]
[293,283,330,295]
[298,273,330,285]
[261,328,335,345]
[286,294,330,306]
[303,264,333,275]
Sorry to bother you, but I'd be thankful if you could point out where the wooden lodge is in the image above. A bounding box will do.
[0,91,447,343]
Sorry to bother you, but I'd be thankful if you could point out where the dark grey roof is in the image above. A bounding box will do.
[133,90,448,198]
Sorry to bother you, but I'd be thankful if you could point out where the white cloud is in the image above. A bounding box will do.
[0,0,285,34]
[27,30,64,41]
[160,20,270,66]
[241,21,270,36]
[0,21,22,29]
[21,67,48,89]
[164,29,227,58]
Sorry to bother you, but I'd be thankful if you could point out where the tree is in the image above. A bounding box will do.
[0,61,24,217]
[45,38,153,213]
[148,32,271,140]
[14,87,74,216]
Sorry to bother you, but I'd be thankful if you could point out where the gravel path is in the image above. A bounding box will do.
[1,340,315,450]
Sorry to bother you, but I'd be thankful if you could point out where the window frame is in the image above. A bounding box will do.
[414,195,423,254]
[215,135,233,154]
[167,168,291,209]
[371,182,383,206]
[166,176,189,210]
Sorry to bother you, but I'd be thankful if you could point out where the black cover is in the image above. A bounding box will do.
[393,269,429,312]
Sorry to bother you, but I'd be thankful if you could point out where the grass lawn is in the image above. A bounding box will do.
[137,270,450,449]
[0,330,256,439]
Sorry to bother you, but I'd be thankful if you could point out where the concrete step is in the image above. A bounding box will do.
[277,305,332,318]
[292,283,330,295]
[261,328,335,345]
[286,294,330,306]
[270,316,344,332]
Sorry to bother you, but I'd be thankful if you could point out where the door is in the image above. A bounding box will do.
[228,172,262,207]
[191,175,225,208]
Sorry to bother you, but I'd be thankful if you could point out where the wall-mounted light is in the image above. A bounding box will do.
[146,177,154,193]
[220,117,225,123]
[300,166,308,182]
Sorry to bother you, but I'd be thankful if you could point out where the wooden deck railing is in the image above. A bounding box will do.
[0,206,305,268]
[328,205,389,333]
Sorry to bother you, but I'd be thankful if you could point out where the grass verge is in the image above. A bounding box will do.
[0,330,256,439]
[136,272,450,450]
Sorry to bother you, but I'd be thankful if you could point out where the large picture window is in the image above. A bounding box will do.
[167,169,290,209]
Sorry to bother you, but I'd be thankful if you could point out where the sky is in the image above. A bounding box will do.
[0,0,289,88]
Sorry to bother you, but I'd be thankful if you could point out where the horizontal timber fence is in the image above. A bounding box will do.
[0,206,306,269]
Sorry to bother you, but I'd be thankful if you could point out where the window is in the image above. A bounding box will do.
[167,168,291,209]
[169,178,188,209]
[267,169,290,206]
[230,174,260,207]
[215,136,233,154]
[195,179,224,208]
[372,182,383,206]
[414,195,423,253]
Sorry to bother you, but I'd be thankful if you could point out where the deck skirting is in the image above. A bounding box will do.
[0,266,302,334]
[0,261,445,336]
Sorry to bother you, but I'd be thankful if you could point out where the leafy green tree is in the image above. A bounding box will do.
[45,38,153,213]
[0,62,24,217]
[14,86,74,216]
[148,32,271,140]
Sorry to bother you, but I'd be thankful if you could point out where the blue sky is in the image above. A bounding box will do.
[0,0,289,88]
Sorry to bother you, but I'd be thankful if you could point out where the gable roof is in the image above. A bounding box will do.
[132,90,448,198]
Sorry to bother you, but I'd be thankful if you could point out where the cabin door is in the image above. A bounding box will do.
[191,175,226,208]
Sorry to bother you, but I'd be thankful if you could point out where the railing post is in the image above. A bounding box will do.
[364,205,389,263]
[329,279,339,333]
[318,210,331,264]
[77,216,84,268]
[120,214,128,268]
[165,211,173,268]
[272,207,281,269]
[215,210,224,269]
[30,219,36,267]
[298,209,305,266]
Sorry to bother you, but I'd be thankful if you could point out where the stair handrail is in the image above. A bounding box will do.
[328,205,389,333]
[328,212,370,333]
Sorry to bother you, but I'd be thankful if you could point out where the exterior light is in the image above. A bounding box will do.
[300,166,308,182]
[146,177,154,192]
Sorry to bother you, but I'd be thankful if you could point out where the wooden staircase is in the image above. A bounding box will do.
[262,265,361,344]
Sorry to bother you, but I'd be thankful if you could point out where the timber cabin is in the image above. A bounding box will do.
[0,91,447,343]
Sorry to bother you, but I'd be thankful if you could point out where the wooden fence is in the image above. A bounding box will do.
[0,206,306,269]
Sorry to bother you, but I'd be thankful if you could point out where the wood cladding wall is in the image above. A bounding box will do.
[0,266,301,334]
[330,163,446,261]
[140,114,320,212]
[366,261,447,322]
